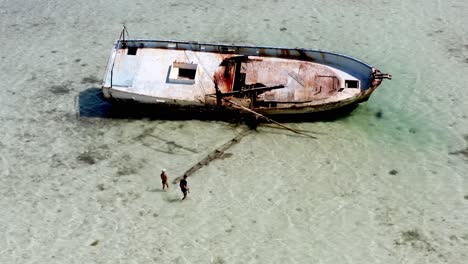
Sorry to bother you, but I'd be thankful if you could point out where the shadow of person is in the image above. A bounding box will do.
[146,188,166,193]
[163,195,183,203]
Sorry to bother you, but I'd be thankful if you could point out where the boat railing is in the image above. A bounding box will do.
[110,56,114,88]
[110,26,129,88]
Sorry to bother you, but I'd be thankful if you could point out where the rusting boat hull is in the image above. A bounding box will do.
[101,33,390,116]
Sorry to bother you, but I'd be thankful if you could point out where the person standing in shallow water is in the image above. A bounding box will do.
[160,169,169,190]
[180,175,189,200]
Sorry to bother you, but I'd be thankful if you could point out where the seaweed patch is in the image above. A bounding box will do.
[81,75,100,84]
[50,84,71,95]
[116,166,137,176]
[77,149,105,165]
[375,110,383,119]
[395,229,435,252]
[449,135,468,159]
[449,148,468,159]
[212,256,226,264]
[77,151,97,164]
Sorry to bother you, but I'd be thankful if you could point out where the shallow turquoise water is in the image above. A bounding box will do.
[1,0,468,263]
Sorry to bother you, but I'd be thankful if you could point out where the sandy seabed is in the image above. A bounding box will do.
[1,0,468,263]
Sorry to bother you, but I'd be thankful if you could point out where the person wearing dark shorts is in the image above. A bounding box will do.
[160,169,169,190]
[180,175,189,200]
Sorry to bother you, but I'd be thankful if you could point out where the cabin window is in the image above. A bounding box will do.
[127,47,138,55]
[168,62,197,84]
[345,80,359,89]
[178,68,196,79]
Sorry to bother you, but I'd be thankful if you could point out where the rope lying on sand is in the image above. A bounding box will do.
[172,128,252,184]
[222,98,318,139]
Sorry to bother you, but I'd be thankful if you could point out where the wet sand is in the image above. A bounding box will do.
[1,0,468,263]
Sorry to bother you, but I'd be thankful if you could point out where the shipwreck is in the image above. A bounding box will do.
[101,28,391,117]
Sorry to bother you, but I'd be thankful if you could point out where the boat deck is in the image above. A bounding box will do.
[104,47,362,105]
